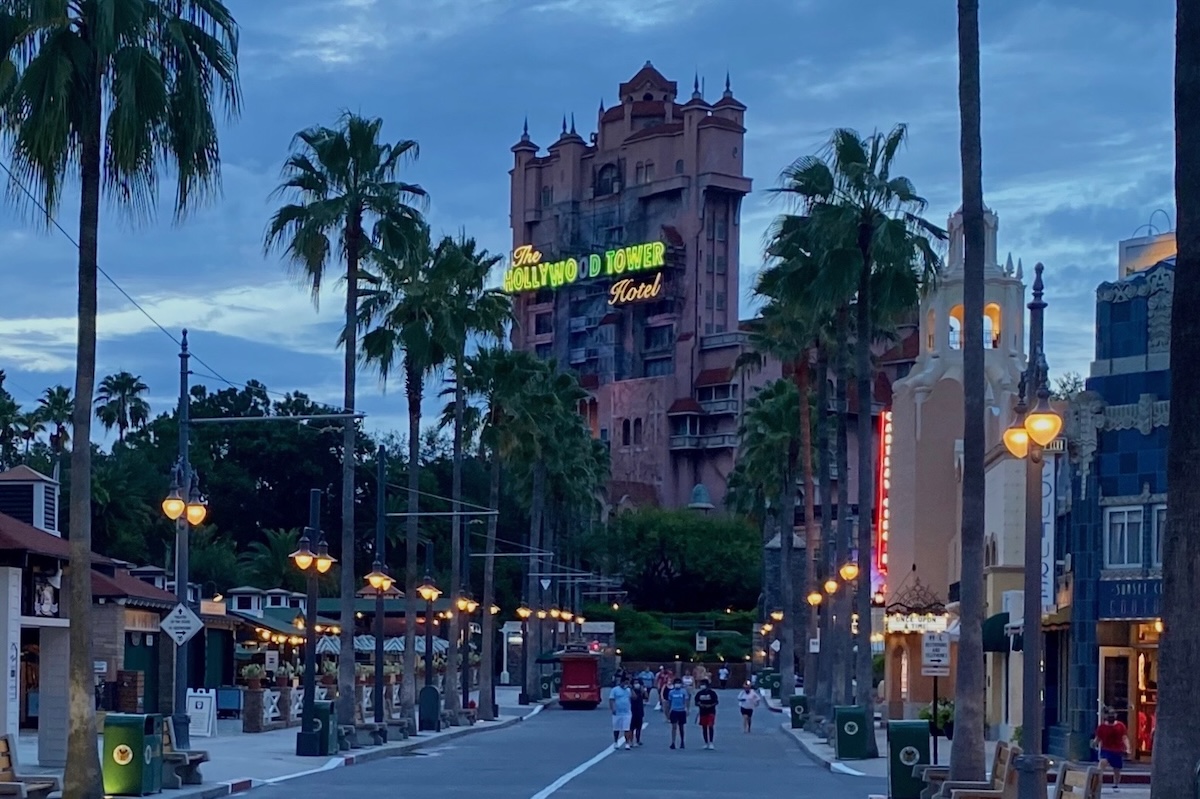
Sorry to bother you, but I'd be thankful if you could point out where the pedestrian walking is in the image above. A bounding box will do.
[666,677,690,750]
[655,667,670,711]
[1093,710,1130,792]
[694,679,720,749]
[717,665,730,690]
[737,681,761,733]
[630,678,647,746]
[609,676,634,750]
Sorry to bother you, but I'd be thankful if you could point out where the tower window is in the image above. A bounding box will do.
[716,292,726,311]
[596,164,619,196]
[633,418,644,446]
[643,92,654,101]
[675,159,684,174]
[706,252,714,273]
[716,220,727,241]
[716,255,727,275]
[541,186,552,207]
[984,303,1002,349]
[644,162,655,182]
[635,162,644,184]
[621,419,632,446]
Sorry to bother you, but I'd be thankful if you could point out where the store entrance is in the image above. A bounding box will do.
[1099,622,1161,762]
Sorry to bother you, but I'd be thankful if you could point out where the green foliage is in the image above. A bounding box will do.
[588,509,760,613]
[583,605,755,662]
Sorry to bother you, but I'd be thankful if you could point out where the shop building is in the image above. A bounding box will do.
[1055,252,1174,762]
[506,62,776,509]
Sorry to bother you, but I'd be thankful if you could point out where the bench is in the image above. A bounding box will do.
[162,717,208,789]
[354,722,387,746]
[387,718,413,740]
[930,742,1022,799]
[917,740,1011,799]
[461,708,477,726]
[1053,763,1101,799]
[0,734,58,799]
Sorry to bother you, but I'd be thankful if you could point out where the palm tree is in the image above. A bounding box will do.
[737,379,804,700]
[0,390,18,468]
[951,0,988,781]
[439,235,511,718]
[94,371,151,442]
[1151,3,1200,795]
[15,410,45,459]
[38,385,73,459]
[266,112,427,725]
[457,346,542,720]
[770,127,943,754]
[359,226,449,724]
[240,529,304,593]
[0,4,240,790]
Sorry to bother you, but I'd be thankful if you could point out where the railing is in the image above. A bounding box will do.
[700,399,739,415]
[699,331,748,350]
[669,435,701,450]
[569,348,587,363]
[262,689,281,726]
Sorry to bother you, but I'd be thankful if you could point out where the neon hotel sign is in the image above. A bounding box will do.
[502,241,666,306]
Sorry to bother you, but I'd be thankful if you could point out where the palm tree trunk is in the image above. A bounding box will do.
[445,355,465,718]
[779,459,798,701]
[798,355,819,704]
[64,70,103,799]
[336,226,360,729]
[401,363,421,724]
[1150,3,1200,795]
[479,449,501,721]
[854,233,880,757]
[950,0,989,780]
[525,459,546,700]
[815,348,834,723]
[832,310,852,709]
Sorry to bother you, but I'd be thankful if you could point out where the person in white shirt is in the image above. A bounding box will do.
[717,665,730,689]
[737,681,761,733]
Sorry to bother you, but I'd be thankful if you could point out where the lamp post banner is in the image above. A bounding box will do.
[1041,451,1058,613]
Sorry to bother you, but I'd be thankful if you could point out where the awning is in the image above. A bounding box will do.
[982,612,1010,653]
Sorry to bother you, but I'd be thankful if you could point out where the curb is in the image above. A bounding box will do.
[182,706,544,798]
[780,723,839,773]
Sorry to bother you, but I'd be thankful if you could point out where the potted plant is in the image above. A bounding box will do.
[919,699,955,740]
[275,661,295,687]
[241,663,265,690]
[356,663,373,684]
[383,663,400,684]
[320,659,337,686]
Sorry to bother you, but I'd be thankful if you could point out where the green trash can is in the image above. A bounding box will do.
[552,672,563,692]
[789,695,809,729]
[313,700,338,756]
[540,676,553,700]
[833,705,869,760]
[770,673,782,699]
[102,713,163,796]
[887,720,931,799]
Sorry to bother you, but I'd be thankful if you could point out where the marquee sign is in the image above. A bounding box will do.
[502,240,666,306]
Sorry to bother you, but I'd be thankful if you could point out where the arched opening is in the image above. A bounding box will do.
[926,309,936,351]
[621,418,631,447]
[633,418,643,446]
[948,304,964,350]
[642,92,654,101]
[984,303,1002,349]
[596,163,619,196]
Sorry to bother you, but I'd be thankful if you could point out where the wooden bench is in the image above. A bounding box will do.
[162,717,208,789]
[1052,763,1100,799]
[934,742,1022,799]
[917,740,1011,799]
[0,735,58,799]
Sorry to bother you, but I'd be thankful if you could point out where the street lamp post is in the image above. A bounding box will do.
[366,446,390,727]
[291,489,336,756]
[516,605,532,705]
[416,574,441,732]
[160,330,208,751]
[1001,264,1061,799]
[456,593,479,711]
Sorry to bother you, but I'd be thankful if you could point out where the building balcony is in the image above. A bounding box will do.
[669,435,701,450]
[523,207,543,223]
[699,331,749,350]
[569,348,587,364]
[632,174,690,200]
[569,317,588,332]
[700,433,738,449]
[700,398,739,416]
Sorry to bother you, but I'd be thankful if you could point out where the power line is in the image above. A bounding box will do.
[0,157,355,413]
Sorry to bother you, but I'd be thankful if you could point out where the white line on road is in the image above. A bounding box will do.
[528,720,648,798]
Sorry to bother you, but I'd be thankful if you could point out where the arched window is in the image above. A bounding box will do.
[633,418,643,446]
[674,159,684,174]
[926,310,936,351]
[643,92,654,101]
[984,303,1002,349]
[597,163,619,196]
[949,304,964,350]
[621,418,631,446]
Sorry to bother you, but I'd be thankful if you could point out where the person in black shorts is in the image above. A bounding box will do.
[665,678,690,749]
[694,679,720,749]
[630,678,647,745]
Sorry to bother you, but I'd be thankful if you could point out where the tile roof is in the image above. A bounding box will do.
[698,116,745,134]
[91,569,177,604]
[625,122,683,142]
[667,398,704,415]
[0,465,57,484]
[619,63,678,97]
[695,367,733,387]
[0,511,111,563]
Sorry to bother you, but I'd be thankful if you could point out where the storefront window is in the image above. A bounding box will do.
[1104,507,1143,567]
[1153,505,1166,567]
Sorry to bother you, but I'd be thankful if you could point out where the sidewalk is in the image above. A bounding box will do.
[779,722,1151,795]
[18,687,541,799]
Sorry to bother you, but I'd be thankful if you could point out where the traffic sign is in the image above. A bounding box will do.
[161,603,204,646]
[695,632,708,652]
[770,639,781,653]
[539,578,551,591]
[922,632,951,677]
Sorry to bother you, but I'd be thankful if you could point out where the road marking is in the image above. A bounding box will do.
[529,720,647,798]
[831,762,866,776]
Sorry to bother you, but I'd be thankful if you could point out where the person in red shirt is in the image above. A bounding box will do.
[1094,711,1129,791]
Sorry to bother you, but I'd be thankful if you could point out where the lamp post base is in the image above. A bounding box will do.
[1015,753,1049,799]
[518,691,529,706]
[172,713,191,752]
[295,731,323,757]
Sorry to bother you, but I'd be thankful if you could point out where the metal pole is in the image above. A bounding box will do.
[461,615,470,710]
[424,598,435,689]
[1017,264,1049,799]
[374,446,386,724]
[299,490,321,749]
[519,619,529,705]
[172,330,192,750]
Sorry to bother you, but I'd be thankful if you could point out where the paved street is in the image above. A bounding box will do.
[240,691,885,799]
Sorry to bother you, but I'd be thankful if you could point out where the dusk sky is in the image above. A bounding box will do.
[0,0,1175,441]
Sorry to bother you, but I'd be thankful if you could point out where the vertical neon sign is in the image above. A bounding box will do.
[875,409,893,577]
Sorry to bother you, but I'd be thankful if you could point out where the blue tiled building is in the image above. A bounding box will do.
[1054,258,1172,762]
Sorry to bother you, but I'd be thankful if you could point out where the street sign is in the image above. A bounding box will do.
[922,632,951,677]
[770,639,781,653]
[695,632,707,652]
[161,603,203,646]
[539,578,551,591]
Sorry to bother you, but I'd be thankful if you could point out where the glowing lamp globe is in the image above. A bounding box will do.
[185,499,208,526]
[806,591,823,607]
[314,542,335,574]
[839,561,860,582]
[824,578,839,595]
[516,605,532,620]
[1003,421,1030,459]
[1025,397,1063,447]
[290,539,315,571]
[162,490,185,521]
